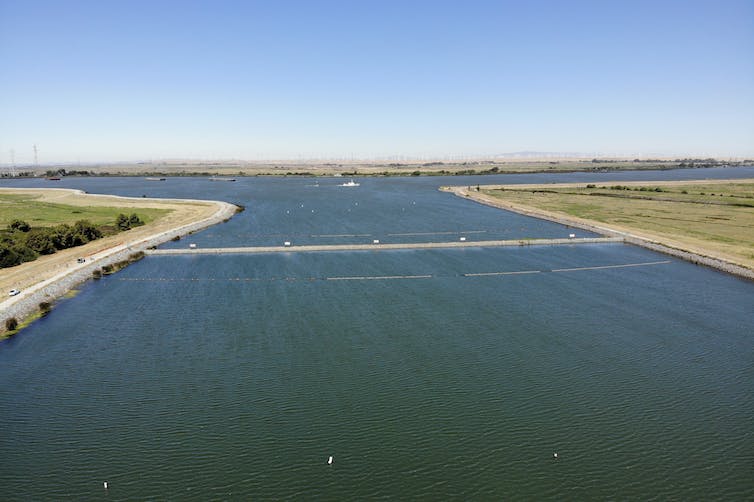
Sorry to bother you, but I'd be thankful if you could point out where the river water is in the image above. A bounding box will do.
[1,168,753,500]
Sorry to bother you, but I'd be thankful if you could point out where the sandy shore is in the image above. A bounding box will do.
[1,188,238,333]
[443,184,754,281]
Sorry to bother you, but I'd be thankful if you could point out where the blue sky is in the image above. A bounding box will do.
[1,0,752,164]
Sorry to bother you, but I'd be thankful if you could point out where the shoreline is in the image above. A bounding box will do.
[1,189,238,336]
[6,160,752,178]
[443,185,754,282]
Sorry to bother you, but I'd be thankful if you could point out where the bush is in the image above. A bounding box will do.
[116,214,130,231]
[8,220,31,232]
[39,302,51,313]
[586,184,596,189]
[92,269,102,279]
[5,318,18,331]
[128,213,143,227]
[116,213,144,231]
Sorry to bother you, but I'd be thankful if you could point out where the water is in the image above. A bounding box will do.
[1,169,753,500]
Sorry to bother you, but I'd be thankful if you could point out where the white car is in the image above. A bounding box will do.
[9,289,20,296]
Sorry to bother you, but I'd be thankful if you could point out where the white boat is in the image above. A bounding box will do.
[340,180,360,187]
[209,177,236,182]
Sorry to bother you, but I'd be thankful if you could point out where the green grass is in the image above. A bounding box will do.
[482,181,754,269]
[0,194,170,228]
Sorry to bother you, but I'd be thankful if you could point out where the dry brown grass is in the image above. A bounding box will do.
[468,179,754,270]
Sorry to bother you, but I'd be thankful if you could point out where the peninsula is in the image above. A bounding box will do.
[445,179,754,280]
[0,188,238,336]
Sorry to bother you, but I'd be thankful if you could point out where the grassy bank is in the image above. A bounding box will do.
[0,192,169,227]
[479,180,754,269]
[1,189,235,339]
[1,193,170,269]
[1,187,229,304]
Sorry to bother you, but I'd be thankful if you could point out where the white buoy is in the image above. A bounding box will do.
[104,481,108,489]
[327,456,333,465]
[553,452,558,459]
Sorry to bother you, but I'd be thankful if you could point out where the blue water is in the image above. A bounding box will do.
[1,168,753,500]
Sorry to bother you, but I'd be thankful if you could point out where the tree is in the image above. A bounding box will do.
[51,224,74,249]
[73,220,102,241]
[0,244,22,268]
[24,229,56,255]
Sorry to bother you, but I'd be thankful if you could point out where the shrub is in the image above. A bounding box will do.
[39,302,51,313]
[8,220,31,232]
[92,269,102,279]
[586,184,596,188]
[116,214,130,231]
[5,318,18,331]
[128,213,144,227]
[116,213,143,231]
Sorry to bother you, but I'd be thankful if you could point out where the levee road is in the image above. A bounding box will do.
[146,237,623,255]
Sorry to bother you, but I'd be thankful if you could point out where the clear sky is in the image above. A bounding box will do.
[1,0,752,164]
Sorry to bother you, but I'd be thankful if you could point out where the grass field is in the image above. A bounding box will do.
[0,193,170,228]
[481,180,754,268]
